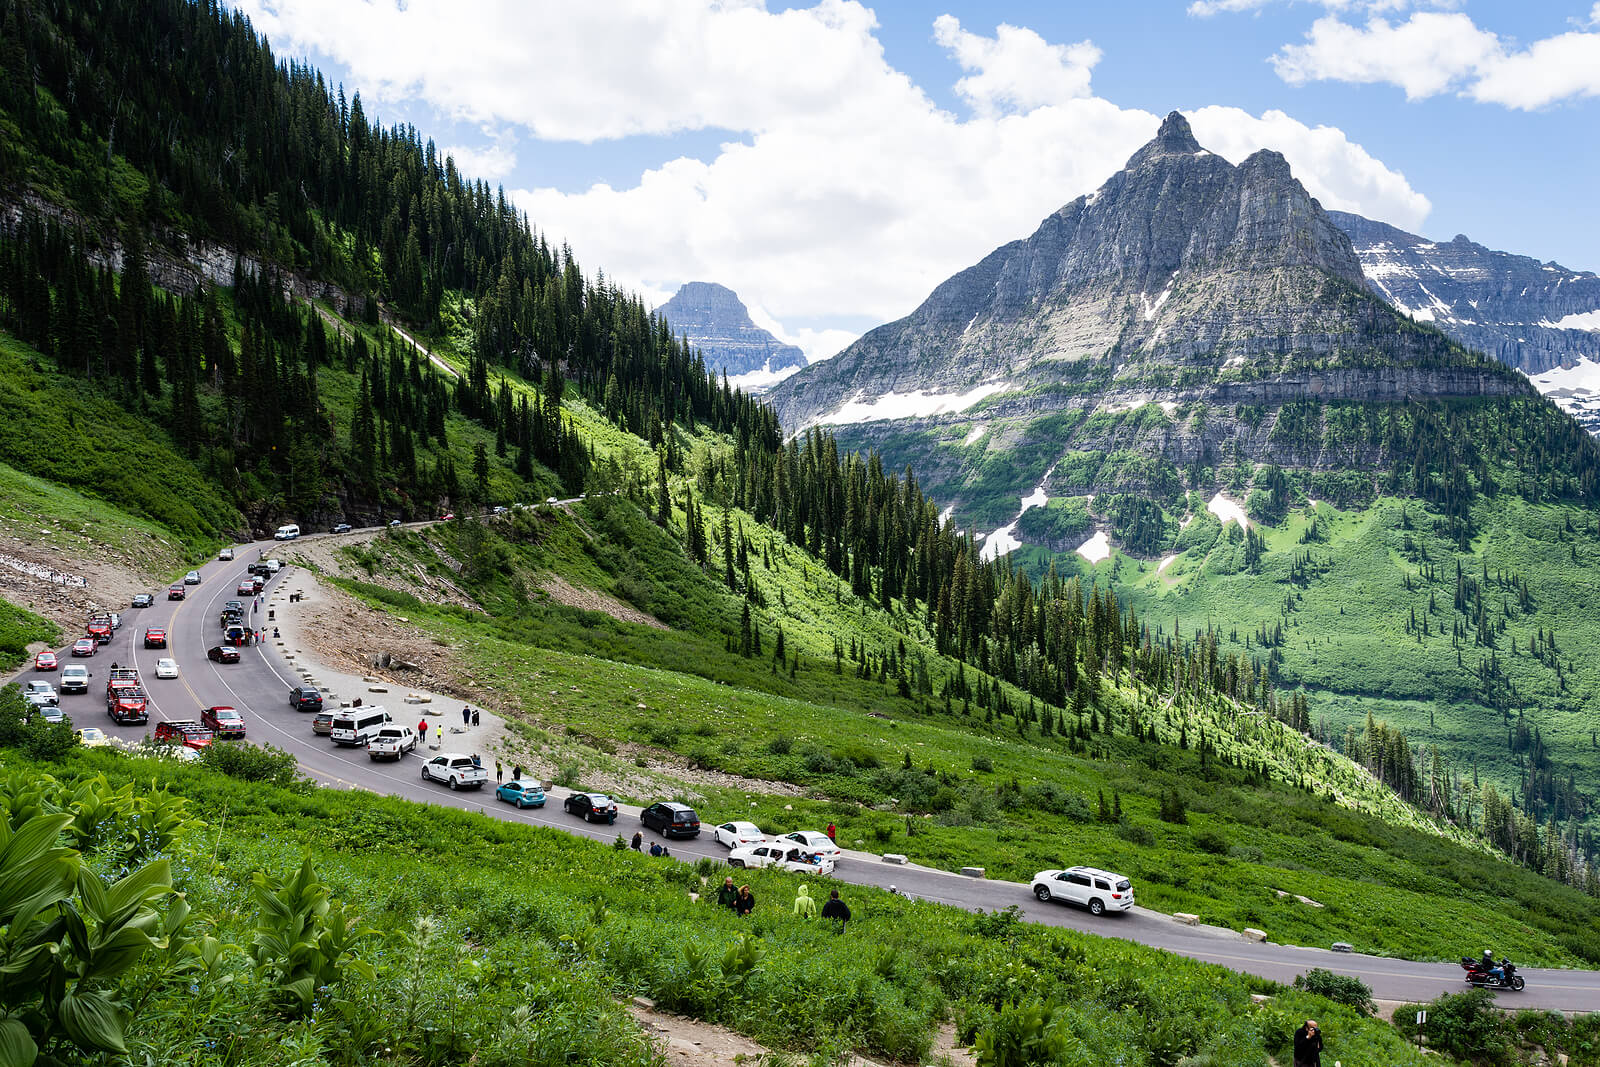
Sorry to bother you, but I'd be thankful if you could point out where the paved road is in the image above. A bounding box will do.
[19,531,1600,1013]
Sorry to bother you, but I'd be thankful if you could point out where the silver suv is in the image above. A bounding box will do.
[1030,866,1134,916]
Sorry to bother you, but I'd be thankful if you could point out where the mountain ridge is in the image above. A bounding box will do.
[654,281,806,381]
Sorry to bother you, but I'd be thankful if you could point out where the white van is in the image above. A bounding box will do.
[274,524,300,541]
[329,707,391,746]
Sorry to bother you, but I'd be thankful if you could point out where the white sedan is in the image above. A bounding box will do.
[727,842,836,876]
[713,821,767,849]
[154,658,180,679]
[781,831,842,862]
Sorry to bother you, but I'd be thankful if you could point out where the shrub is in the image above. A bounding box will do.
[1293,968,1374,1015]
[1193,829,1229,855]
[1394,989,1513,1066]
[197,740,304,789]
[970,755,993,773]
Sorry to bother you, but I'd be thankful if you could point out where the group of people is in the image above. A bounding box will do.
[628,832,672,857]
[713,878,851,930]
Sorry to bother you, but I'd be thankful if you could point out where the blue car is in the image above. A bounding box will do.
[496,779,546,809]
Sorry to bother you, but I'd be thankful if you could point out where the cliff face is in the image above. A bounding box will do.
[654,282,806,379]
[768,112,1527,438]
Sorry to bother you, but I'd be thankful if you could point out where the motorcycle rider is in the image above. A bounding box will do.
[1480,949,1505,984]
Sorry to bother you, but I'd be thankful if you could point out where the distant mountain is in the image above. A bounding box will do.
[1328,211,1600,434]
[768,112,1551,533]
[655,282,806,380]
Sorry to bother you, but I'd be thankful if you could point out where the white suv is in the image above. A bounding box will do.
[1030,866,1134,916]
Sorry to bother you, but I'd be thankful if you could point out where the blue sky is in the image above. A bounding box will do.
[236,0,1600,364]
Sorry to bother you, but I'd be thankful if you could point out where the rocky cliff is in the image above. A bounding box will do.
[766,112,1570,547]
[654,282,806,380]
[1329,211,1600,435]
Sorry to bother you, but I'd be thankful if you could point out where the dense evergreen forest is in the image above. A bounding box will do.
[0,0,1594,888]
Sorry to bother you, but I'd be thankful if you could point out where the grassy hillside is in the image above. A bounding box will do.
[0,744,1474,1067]
[300,489,1600,965]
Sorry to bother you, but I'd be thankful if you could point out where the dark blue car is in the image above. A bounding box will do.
[495,779,546,809]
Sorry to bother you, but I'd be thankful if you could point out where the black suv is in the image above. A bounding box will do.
[640,801,701,838]
[563,792,618,824]
[247,562,271,577]
[289,686,323,712]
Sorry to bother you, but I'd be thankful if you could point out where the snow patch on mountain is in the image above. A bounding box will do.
[814,381,1011,427]
[1076,531,1112,564]
[1207,493,1250,529]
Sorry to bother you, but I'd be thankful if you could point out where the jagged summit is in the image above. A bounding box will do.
[655,282,805,380]
[766,114,1533,505]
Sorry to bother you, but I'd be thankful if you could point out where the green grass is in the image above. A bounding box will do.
[0,333,242,552]
[307,500,1600,966]
[0,746,1457,1067]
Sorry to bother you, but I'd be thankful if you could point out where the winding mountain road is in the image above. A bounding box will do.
[21,529,1600,1013]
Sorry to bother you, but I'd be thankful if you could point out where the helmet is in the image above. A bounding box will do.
[1483,949,1494,961]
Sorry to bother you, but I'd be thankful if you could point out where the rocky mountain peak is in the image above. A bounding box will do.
[1124,110,1203,170]
[654,282,805,381]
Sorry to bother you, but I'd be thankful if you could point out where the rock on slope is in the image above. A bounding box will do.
[655,282,806,381]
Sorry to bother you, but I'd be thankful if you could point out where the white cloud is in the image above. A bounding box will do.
[235,0,903,143]
[932,15,1100,116]
[1189,0,1460,15]
[235,1,1434,339]
[1271,10,1600,109]
[439,143,518,181]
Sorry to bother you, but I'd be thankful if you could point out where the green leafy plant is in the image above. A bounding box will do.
[1294,967,1374,1015]
[0,811,186,1065]
[248,857,375,1018]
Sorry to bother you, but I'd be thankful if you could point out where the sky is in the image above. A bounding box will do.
[232,0,1600,367]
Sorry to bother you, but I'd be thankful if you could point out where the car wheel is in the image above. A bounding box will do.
[448,777,459,791]
[729,859,745,868]
[517,798,526,809]
[421,767,430,780]
[1034,885,1052,903]
[369,752,378,761]
[1088,899,1105,917]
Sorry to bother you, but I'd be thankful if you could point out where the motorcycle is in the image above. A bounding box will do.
[1460,956,1526,991]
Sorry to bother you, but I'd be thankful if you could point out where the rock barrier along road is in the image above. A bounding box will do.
[18,526,1600,1013]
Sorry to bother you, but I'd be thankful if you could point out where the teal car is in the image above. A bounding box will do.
[495,779,546,809]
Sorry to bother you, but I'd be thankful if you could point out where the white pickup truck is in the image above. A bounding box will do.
[366,724,417,761]
[419,752,488,790]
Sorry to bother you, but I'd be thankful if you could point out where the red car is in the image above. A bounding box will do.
[167,585,186,601]
[236,580,255,595]
[143,628,167,649]
[34,651,57,671]
[154,720,212,749]
[207,644,241,664]
[201,705,246,738]
[71,638,96,657]
[106,686,149,725]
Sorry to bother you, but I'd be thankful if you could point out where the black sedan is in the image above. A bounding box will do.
[206,645,241,664]
[131,593,154,608]
[563,792,618,824]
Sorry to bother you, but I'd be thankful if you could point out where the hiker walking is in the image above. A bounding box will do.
[496,760,503,783]
[434,724,443,748]
[821,889,851,933]
[1293,1020,1322,1067]
[734,885,756,916]
[715,876,739,910]
[793,884,817,918]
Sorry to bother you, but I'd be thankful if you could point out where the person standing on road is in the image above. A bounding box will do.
[418,718,428,739]
[496,760,503,783]
[1293,1019,1322,1067]
[716,876,739,911]
[462,705,470,725]
[734,885,756,916]
[512,764,522,779]
[434,724,443,748]
[821,889,850,933]
[793,884,816,919]
[631,830,643,851]
[825,822,836,843]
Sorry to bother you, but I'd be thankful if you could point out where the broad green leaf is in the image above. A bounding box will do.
[56,992,127,1054]
[0,1017,38,1067]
